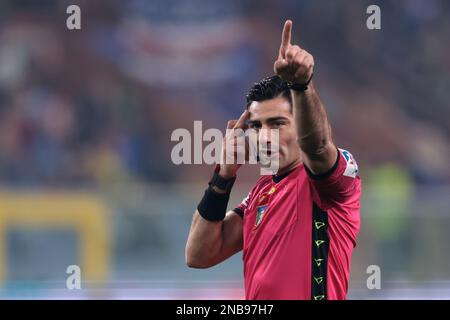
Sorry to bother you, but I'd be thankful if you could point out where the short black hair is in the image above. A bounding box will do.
[246,75,292,110]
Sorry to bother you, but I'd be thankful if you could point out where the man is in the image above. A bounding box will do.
[185,20,361,300]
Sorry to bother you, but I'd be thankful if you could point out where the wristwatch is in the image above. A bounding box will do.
[209,165,236,193]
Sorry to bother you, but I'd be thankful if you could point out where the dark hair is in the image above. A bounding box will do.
[246,75,292,110]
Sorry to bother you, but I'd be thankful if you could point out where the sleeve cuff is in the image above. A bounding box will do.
[304,148,340,180]
[233,207,244,219]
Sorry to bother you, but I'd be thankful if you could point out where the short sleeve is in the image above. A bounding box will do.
[305,148,360,209]
[233,192,251,219]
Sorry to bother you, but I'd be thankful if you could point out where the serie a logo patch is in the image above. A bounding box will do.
[339,148,359,178]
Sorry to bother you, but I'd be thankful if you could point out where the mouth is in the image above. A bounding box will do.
[259,148,279,157]
[258,150,279,160]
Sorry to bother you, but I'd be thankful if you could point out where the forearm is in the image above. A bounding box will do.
[186,208,242,268]
[274,20,337,169]
[185,211,224,268]
[292,82,333,157]
[186,123,246,268]
[186,177,236,268]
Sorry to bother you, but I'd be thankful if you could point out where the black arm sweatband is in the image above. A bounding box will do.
[197,186,230,222]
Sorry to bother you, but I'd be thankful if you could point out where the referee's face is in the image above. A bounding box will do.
[247,96,301,173]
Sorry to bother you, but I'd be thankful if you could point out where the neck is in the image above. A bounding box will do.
[275,157,302,176]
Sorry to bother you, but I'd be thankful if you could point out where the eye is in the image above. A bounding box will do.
[272,121,285,128]
[248,122,261,129]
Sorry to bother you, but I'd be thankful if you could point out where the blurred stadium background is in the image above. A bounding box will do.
[0,0,449,299]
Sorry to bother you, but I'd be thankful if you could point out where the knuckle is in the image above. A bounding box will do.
[286,49,293,58]
[289,47,299,57]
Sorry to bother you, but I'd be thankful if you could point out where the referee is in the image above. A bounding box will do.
[185,20,361,300]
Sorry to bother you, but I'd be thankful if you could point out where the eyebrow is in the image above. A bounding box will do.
[247,116,289,125]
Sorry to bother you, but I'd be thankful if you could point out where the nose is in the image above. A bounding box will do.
[258,127,280,155]
[258,127,272,146]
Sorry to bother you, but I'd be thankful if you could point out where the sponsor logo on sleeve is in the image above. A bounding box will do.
[339,148,359,178]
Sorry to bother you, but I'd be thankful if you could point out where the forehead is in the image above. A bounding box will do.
[248,96,291,121]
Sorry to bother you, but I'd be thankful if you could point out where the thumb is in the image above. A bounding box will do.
[274,59,289,74]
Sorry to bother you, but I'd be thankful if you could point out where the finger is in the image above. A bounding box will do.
[244,135,250,162]
[294,57,314,81]
[290,49,306,70]
[233,109,250,129]
[293,65,308,80]
[294,67,312,84]
[279,20,292,59]
[227,120,238,130]
[278,70,295,83]
[285,45,301,64]
[273,59,289,74]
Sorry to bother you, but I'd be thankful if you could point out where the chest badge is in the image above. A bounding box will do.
[255,205,268,226]
[255,186,276,227]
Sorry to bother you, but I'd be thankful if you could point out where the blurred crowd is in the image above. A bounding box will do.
[0,0,448,187]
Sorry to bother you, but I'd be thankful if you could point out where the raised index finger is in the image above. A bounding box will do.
[279,20,292,58]
[233,110,250,129]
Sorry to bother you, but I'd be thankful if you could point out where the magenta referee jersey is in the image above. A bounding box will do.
[233,148,361,300]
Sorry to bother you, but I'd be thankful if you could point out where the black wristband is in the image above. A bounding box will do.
[288,73,314,92]
[209,165,236,193]
[197,186,230,222]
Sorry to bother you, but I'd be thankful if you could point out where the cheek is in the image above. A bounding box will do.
[278,130,298,153]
